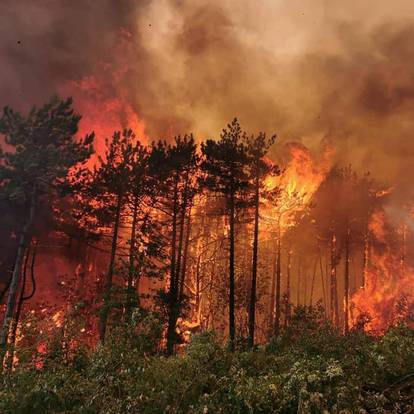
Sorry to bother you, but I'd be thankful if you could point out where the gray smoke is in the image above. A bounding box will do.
[1,0,414,200]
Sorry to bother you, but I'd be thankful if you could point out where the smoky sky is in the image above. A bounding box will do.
[1,0,414,199]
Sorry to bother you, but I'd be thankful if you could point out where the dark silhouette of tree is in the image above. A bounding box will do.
[124,140,150,321]
[311,166,378,331]
[5,240,37,371]
[0,97,93,366]
[245,132,278,347]
[88,129,139,342]
[150,135,199,355]
[200,119,250,351]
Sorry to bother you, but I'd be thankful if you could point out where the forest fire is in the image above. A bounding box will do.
[1,1,414,412]
[1,118,412,362]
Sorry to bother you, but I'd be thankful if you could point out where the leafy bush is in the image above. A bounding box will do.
[1,324,413,413]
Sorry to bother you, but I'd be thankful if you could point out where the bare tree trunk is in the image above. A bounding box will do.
[400,223,407,278]
[268,242,277,337]
[0,183,36,369]
[99,193,122,343]
[229,190,236,351]
[303,260,308,306]
[167,172,192,355]
[6,242,38,371]
[318,246,327,319]
[296,258,301,306]
[179,206,192,303]
[309,258,318,306]
[284,248,292,328]
[195,256,201,320]
[166,177,179,355]
[362,227,370,289]
[344,228,350,334]
[207,216,219,330]
[175,172,190,296]
[248,172,260,347]
[319,258,328,320]
[274,226,282,336]
[330,233,339,328]
[5,247,30,371]
[125,195,139,322]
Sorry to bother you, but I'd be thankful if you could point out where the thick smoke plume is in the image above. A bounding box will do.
[1,0,414,195]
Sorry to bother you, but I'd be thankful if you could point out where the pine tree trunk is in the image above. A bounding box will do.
[303,260,308,306]
[125,196,139,322]
[362,227,370,289]
[166,177,179,355]
[195,258,201,320]
[344,228,350,334]
[285,249,292,329]
[208,216,220,331]
[0,183,36,369]
[284,248,292,328]
[228,190,236,351]
[309,258,318,306]
[179,207,192,303]
[274,228,282,336]
[5,246,30,371]
[330,233,339,328]
[268,244,277,337]
[296,258,301,306]
[400,224,407,278]
[175,172,189,300]
[248,172,260,347]
[99,193,122,343]
[318,246,327,319]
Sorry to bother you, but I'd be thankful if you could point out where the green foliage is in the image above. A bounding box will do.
[200,118,250,205]
[0,96,94,204]
[1,325,413,413]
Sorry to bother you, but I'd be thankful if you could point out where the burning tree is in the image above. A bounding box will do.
[310,166,380,331]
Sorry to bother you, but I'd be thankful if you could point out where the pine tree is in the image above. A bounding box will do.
[87,129,139,342]
[0,97,93,366]
[124,140,150,321]
[150,135,199,355]
[245,132,277,347]
[200,119,250,351]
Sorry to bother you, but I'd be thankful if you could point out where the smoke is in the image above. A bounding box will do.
[1,0,414,194]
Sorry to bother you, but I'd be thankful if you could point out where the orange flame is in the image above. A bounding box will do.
[352,210,414,333]
[58,28,148,165]
[263,143,332,233]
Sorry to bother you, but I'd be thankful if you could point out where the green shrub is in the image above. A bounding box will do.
[1,325,413,413]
